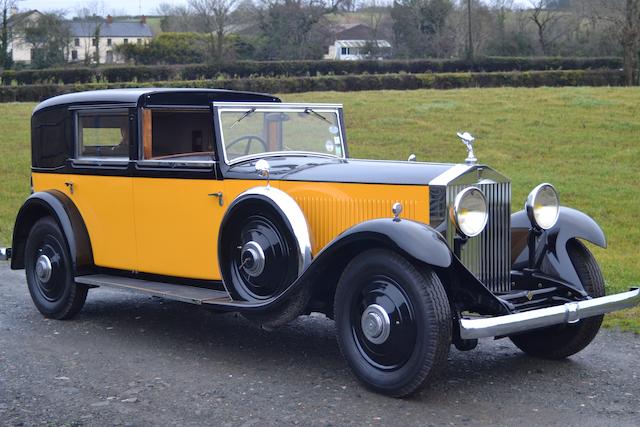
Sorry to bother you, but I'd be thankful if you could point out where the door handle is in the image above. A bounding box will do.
[64,181,74,194]
[208,192,223,206]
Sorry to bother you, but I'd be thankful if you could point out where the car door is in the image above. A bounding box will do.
[132,107,226,281]
[30,108,139,271]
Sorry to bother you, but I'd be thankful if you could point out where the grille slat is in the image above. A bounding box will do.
[447,181,511,293]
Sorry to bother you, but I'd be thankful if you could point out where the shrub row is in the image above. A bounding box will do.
[1,57,623,86]
[0,69,625,103]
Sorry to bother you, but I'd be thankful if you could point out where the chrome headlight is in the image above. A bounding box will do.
[525,183,560,230]
[450,187,488,238]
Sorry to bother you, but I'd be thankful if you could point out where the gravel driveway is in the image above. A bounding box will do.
[0,262,638,426]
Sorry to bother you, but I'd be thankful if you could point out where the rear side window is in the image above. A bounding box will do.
[76,110,130,159]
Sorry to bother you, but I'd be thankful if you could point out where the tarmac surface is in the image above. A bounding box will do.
[1,261,639,426]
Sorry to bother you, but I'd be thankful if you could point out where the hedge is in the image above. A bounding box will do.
[0,57,623,86]
[0,69,625,103]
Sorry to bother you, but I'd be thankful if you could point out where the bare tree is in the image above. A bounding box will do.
[527,0,564,54]
[75,2,105,65]
[189,0,238,61]
[157,3,197,32]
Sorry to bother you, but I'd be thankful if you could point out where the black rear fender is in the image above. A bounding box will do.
[11,190,93,274]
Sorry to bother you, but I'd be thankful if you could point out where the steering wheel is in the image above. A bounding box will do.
[226,135,268,156]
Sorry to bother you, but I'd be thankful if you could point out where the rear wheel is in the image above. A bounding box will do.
[334,249,451,397]
[24,217,87,320]
[510,239,605,359]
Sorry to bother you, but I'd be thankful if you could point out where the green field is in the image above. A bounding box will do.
[0,87,638,331]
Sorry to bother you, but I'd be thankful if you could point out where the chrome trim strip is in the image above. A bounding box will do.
[459,288,640,340]
[234,186,313,276]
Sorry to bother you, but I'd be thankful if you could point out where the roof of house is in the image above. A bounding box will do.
[69,21,154,38]
[6,10,42,28]
[333,23,376,41]
[336,40,391,48]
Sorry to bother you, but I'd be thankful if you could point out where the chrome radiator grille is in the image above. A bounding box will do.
[446,181,512,293]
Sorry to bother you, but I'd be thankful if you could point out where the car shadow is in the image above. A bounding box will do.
[75,288,590,402]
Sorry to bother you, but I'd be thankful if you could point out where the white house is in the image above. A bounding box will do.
[325,39,392,61]
[6,9,42,63]
[6,11,153,65]
[68,16,153,64]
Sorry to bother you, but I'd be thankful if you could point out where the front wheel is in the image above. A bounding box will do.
[510,239,605,359]
[25,217,88,320]
[334,249,451,397]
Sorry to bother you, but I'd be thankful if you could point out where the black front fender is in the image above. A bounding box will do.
[11,190,93,273]
[314,218,453,268]
[512,206,607,291]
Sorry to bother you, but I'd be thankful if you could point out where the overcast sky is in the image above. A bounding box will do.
[18,0,190,16]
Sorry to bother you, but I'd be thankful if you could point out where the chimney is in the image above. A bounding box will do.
[140,15,146,24]
[106,15,113,24]
[10,6,18,16]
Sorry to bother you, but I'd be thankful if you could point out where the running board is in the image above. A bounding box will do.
[75,274,233,306]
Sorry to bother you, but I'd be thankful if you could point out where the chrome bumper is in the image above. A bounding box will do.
[459,288,640,340]
[0,247,10,261]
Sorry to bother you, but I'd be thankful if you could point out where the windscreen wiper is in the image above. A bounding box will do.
[304,107,331,124]
[230,107,256,128]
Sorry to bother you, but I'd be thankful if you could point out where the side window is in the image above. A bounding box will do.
[140,109,215,164]
[77,110,130,159]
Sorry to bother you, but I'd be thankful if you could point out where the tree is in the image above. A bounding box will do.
[22,12,70,68]
[189,0,238,61]
[0,0,20,68]
[527,0,564,55]
[158,3,199,32]
[75,4,105,65]
[257,0,343,60]
[391,0,453,58]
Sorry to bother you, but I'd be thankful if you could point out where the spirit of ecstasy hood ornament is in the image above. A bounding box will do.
[456,131,477,165]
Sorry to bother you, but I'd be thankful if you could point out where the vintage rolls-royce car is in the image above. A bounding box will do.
[2,88,638,397]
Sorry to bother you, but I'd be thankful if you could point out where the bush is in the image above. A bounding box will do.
[0,69,625,103]
[1,56,623,86]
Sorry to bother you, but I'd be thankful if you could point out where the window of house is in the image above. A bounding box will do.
[74,38,80,47]
[341,47,347,55]
[139,109,215,165]
[107,38,112,46]
[123,38,128,44]
[71,50,78,60]
[76,110,130,160]
[92,38,98,47]
[137,38,142,44]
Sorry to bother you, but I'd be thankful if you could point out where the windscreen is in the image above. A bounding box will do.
[217,105,345,163]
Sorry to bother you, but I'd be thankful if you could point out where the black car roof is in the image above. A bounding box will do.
[33,88,280,114]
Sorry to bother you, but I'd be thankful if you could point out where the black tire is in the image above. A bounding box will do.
[510,239,605,359]
[24,217,88,320]
[334,248,451,397]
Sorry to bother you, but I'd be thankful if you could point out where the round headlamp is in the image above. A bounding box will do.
[525,183,560,230]
[450,187,488,238]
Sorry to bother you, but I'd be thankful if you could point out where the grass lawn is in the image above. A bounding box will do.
[1,87,638,332]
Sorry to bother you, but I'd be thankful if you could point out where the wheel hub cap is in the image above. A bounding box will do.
[361,304,391,344]
[240,241,265,277]
[35,254,52,283]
